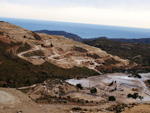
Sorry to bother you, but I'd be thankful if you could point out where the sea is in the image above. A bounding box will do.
[0,17,150,39]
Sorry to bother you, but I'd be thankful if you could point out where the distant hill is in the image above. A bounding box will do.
[111,38,150,44]
[83,38,150,69]
[35,30,150,44]
[85,37,150,44]
[35,30,83,42]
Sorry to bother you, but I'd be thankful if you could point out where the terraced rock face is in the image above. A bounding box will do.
[0,22,135,72]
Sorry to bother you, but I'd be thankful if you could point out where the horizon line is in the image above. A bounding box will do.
[0,16,150,30]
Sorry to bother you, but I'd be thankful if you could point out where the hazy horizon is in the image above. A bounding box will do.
[1,16,150,29]
[1,17,150,39]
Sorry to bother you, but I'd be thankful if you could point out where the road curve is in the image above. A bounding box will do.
[17,46,40,59]
[138,79,150,96]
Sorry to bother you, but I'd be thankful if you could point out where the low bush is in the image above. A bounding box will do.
[31,31,41,40]
[127,93,143,99]
[132,73,141,78]
[72,107,82,111]
[73,46,88,52]
[108,81,114,86]
[0,31,4,35]
[109,96,116,101]
[104,58,120,65]
[147,80,150,84]
[17,43,31,53]
[127,93,132,98]
[87,53,100,59]
[90,87,97,93]
[76,84,83,89]
[23,50,44,57]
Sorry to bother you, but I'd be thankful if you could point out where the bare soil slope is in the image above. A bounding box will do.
[0,88,45,113]
[123,104,150,113]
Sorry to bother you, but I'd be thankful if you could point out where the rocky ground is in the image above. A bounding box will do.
[0,88,45,113]
[123,104,150,113]
[1,75,150,113]
[15,73,150,113]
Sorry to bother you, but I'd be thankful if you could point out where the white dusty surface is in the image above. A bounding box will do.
[66,73,150,102]
[0,91,18,104]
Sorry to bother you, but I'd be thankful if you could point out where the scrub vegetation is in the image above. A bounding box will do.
[0,40,99,88]
[83,38,150,68]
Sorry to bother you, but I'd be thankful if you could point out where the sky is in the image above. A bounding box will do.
[0,0,150,28]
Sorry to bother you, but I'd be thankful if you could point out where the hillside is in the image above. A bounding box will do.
[83,38,150,71]
[0,22,98,87]
[85,37,150,44]
[0,22,135,87]
[35,30,83,42]
[111,38,150,44]
[0,88,45,113]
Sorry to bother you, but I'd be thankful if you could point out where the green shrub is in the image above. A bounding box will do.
[127,93,142,99]
[76,84,83,89]
[87,53,100,59]
[50,43,53,47]
[90,87,97,93]
[104,58,120,65]
[0,31,4,35]
[31,31,41,40]
[23,50,44,57]
[72,107,82,111]
[17,43,31,53]
[147,80,150,84]
[127,93,132,98]
[109,96,116,101]
[109,81,114,86]
[73,46,87,52]
[132,93,139,99]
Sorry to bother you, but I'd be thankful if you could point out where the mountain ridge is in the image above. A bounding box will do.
[35,30,150,44]
[111,38,150,44]
[35,30,83,42]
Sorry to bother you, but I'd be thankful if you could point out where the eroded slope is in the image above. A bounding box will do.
[0,21,135,73]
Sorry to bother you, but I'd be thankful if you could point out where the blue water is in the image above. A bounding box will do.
[0,17,150,39]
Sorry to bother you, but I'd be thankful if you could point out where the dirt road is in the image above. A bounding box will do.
[138,79,150,96]
[17,46,40,59]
